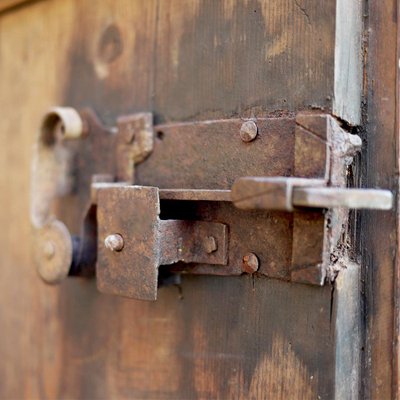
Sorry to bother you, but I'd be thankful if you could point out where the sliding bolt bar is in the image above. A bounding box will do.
[231,177,392,211]
[292,187,392,210]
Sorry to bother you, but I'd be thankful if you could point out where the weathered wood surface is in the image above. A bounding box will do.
[333,0,363,125]
[359,0,400,398]
[334,263,361,400]
[0,0,32,13]
[0,0,371,399]
[62,0,336,124]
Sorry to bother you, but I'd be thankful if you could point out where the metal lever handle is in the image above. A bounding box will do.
[31,108,85,283]
[231,177,392,211]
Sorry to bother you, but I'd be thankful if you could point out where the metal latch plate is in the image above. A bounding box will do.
[97,185,228,300]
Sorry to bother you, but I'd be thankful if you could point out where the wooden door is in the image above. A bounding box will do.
[0,0,398,399]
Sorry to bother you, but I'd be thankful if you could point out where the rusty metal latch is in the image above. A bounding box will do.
[95,185,228,300]
[31,108,392,300]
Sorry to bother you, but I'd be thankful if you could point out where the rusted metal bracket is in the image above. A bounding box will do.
[31,108,392,300]
[96,185,227,300]
[31,108,153,283]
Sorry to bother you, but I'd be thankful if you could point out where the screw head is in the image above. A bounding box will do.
[240,120,258,142]
[105,234,124,252]
[242,253,259,274]
[203,236,218,254]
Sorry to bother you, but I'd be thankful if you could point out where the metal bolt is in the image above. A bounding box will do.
[240,120,258,142]
[203,236,218,254]
[242,253,259,273]
[43,241,55,260]
[105,234,124,252]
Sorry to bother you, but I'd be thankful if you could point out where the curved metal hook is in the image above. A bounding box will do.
[31,107,85,283]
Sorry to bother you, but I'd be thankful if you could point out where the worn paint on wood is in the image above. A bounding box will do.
[60,0,336,124]
[334,262,361,399]
[333,0,363,125]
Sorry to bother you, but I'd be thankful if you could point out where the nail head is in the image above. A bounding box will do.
[242,252,259,273]
[105,234,124,252]
[240,121,258,142]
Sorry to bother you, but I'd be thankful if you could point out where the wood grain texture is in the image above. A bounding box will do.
[334,263,361,400]
[333,0,363,125]
[360,0,399,398]
[0,1,77,398]
[0,0,33,13]
[0,0,361,399]
[153,0,336,122]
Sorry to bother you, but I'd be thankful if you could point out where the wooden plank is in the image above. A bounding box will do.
[0,1,78,397]
[61,0,158,126]
[154,0,336,122]
[360,0,399,398]
[0,0,158,398]
[333,263,361,399]
[0,0,360,399]
[88,277,334,399]
[333,0,363,125]
[0,0,33,13]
